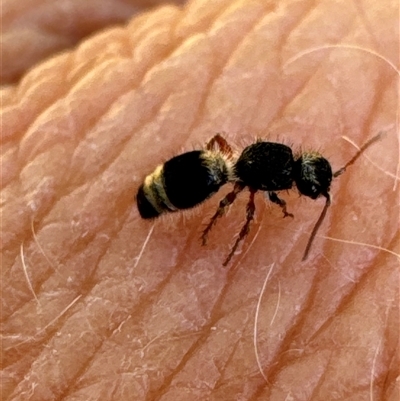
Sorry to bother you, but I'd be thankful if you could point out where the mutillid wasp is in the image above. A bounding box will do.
[137,133,381,265]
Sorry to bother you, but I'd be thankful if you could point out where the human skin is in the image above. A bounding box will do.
[0,0,186,84]
[1,0,399,400]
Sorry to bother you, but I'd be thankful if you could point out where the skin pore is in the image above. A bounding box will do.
[1,0,398,400]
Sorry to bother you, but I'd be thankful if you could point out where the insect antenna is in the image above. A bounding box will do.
[333,132,383,177]
[302,193,331,261]
[302,132,382,261]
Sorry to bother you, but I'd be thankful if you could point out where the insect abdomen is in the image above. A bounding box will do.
[136,150,228,219]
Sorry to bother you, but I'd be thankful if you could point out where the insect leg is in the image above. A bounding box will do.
[205,133,234,157]
[268,191,294,218]
[223,189,257,266]
[201,183,244,245]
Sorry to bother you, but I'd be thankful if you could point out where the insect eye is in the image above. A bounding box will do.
[306,183,322,199]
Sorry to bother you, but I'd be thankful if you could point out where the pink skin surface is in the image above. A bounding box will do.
[0,0,186,84]
[1,0,399,400]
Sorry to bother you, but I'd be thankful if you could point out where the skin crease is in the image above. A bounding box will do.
[1,0,399,400]
[0,0,186,84]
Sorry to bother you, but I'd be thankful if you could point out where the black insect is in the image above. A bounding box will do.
[136,133,381,265]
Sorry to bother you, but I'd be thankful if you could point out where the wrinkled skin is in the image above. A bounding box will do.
[0,0,186,84]
[1,1,399,400]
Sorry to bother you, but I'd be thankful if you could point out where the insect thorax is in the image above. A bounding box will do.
[234,142,294,191]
